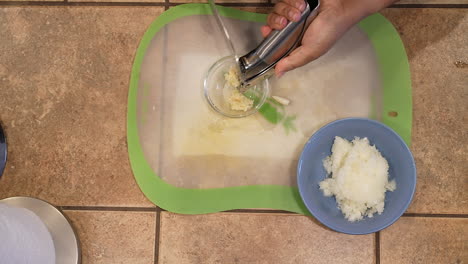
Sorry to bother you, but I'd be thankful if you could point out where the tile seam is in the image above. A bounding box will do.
[0,1,467,8]
[0,1,167,6]
[59,206,158,212]
[375,232,381,264]
[390,3,468,8]
[154,211,161,264]
[58,206,468,218]
[402,213,468,218]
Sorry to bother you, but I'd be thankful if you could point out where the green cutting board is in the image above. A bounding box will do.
[127,4,412,214]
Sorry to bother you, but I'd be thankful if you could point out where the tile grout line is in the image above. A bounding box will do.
[402,213,468,218]
[375,232,381,264]
[0,1,167,6]
[167,2,274,7]
[59,205,158,212]
[390,3,468,8]
[226,209,295,214]
[0,1,466,8]
[57,206,468,218]
[154,211,161,264]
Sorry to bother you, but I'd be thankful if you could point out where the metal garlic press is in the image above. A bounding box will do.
[239,0,320,86]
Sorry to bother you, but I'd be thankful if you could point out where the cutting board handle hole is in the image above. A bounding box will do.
[388,111,398,117]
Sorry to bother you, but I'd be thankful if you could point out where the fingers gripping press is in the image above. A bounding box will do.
[267,0,307,30]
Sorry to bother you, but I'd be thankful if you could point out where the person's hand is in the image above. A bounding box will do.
[262,0,397,77]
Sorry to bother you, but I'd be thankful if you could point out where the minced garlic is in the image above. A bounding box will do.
[224,66,241,89]
[228,89,254,112]
[224,66,253,112]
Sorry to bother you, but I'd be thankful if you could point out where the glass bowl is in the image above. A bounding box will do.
[203,56,270,118]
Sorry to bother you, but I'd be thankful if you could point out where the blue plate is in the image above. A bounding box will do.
[297,118,416,234]
[0,123,6,177]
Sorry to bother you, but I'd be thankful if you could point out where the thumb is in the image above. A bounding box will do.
[274,46,319,77]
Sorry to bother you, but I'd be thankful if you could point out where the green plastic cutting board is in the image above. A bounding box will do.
[127,4,412,215]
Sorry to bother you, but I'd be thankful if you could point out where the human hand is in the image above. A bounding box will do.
[262,0,397,77]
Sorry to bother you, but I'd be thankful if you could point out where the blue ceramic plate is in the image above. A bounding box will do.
[0,124,6,177]
[297,118,416,234]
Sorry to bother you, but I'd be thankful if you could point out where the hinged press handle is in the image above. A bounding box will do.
[239,0,320,85]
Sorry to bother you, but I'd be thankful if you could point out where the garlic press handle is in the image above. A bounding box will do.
[239,0,320,85]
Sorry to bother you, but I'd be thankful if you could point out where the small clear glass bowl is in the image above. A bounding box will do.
[203,56,270,118]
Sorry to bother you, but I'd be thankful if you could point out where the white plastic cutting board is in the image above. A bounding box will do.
[136,15,381,188]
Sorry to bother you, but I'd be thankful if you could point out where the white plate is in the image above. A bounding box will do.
[0,197,81,264]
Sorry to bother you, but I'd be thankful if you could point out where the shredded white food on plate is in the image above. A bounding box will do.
[319,136,396,222]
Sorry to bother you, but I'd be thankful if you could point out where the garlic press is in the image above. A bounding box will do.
[239,0,320,86]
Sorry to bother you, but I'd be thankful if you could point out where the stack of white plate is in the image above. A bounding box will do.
[0,197,80,264]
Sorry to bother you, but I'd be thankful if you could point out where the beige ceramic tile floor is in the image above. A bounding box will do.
[0,0,467,263]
